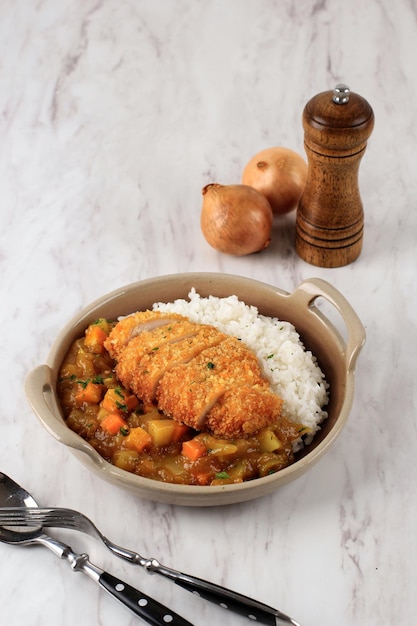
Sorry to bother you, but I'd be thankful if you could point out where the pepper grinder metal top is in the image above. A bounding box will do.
[295,84,374,267]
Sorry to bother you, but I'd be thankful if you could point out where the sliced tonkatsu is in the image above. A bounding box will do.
[104,311,283,438]
[156,336,282,437]
[104,310,187,359]
[116,324,225,404]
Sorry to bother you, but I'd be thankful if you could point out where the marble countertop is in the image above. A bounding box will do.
[1,1,416,625]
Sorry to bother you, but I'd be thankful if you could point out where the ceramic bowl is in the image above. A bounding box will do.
[25,273,365,506]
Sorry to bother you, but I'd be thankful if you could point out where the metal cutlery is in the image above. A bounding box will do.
[0,500,301,626]
[0,472,193,625]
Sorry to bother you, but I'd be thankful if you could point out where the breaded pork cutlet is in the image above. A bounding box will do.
[104,310,186,359]
[155,336,267,423]
[111,318,199,390]
[156,336,282,437]
[205,385,283,437]
[117,324,225,403]
[107,312,283,438]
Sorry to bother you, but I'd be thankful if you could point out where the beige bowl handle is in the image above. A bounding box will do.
[25,364,107,465]
[290,278,366,372]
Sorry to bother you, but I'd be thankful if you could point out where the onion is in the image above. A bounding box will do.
[200,183,273,256]
[242,146,308,215]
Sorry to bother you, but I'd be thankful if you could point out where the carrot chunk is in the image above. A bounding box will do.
[84,325,108,354]
[171,422,191,442]
[102,388,139,414]
[101,413,127,435]
[75,381,103,406]
[195,472,212,486]
[182,439,207,462]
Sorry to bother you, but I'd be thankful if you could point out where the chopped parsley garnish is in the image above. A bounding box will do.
[215,471,230,479]
[58,374,77,382]
[75,375,104,388]
[207,362,215,369]
[120,427,129,436]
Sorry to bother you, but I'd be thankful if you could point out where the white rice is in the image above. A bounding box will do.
[153,289,329,447]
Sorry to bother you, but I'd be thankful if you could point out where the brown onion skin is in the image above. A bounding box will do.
[200,183,273,256]
[242,147,308,215]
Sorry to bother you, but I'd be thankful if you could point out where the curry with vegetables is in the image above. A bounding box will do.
[57,318,308,486]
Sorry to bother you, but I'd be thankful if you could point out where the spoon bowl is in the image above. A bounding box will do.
[0,472,42,541]
[0,472,39,508]
[0,523,41,544]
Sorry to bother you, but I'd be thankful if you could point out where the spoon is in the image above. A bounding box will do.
[0,473,301,626]
[0,472,192,626]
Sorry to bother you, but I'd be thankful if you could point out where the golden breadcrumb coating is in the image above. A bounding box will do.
[113,319,199,389]
[205,386,283,437]
[104,310,186,359]
[107,313,283,438]
[156,337,280,437]
[119,324,224,403]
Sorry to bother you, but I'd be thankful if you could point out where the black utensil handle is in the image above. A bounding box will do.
[174,573,290,626]
[99,571,193,626]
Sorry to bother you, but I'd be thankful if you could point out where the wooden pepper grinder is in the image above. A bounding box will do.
[295,84,374,267]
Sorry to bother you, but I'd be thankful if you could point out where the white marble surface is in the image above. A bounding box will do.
[1,1,416,624]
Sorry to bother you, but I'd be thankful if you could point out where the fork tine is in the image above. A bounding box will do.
[0,508,53,521]
[0,508,44,522]
[0,508,80,529]
[1,507,105,543]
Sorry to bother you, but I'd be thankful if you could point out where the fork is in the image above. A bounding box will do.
[0,506,300,626]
